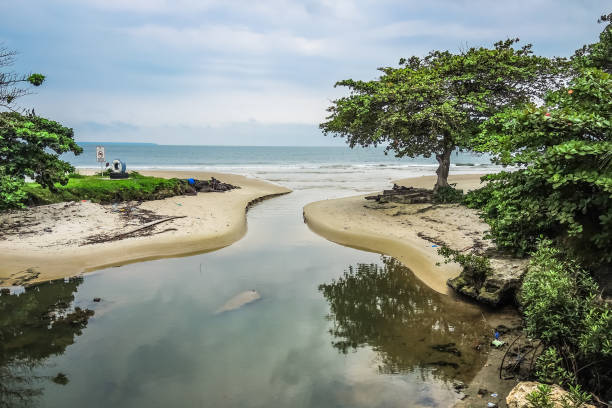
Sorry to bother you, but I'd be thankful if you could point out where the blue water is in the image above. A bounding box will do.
[66,143,494,169]
[66,144,500,194]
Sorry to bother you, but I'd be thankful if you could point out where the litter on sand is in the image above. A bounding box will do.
[491,339,505,348]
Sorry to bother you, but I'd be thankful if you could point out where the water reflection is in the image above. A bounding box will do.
[319,256,490,384]
[0,278,94,407]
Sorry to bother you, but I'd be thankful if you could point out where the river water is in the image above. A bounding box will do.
[0,164,494,408]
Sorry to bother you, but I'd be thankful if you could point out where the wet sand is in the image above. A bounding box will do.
[0,171,290,286]
[303,174,490,294]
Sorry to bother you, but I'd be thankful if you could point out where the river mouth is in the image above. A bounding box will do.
[0,184,493,408]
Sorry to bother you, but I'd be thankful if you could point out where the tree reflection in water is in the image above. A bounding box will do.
[0,278,94,408]
[319,256,490,384]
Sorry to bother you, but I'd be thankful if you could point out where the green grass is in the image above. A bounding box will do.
[23,172,189,205]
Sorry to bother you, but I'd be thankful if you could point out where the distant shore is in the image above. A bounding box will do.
[0,170,290,287]
[303,173,490,294]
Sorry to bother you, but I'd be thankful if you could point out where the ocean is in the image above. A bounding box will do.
[66,143,501,193]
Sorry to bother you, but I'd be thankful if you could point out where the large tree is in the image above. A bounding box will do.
[320,40,563,190]
[0,47,81,209]
[468,15,612,262]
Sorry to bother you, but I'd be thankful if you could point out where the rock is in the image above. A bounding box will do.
[448,256,529,306]
[364,185,433,204]
[506,381,595,408]
[0,288,10,295]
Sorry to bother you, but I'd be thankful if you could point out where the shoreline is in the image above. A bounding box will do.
[303,174,489,294]
[0,171,291,287]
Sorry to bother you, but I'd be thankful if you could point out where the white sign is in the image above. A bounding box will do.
[96,146,105,163]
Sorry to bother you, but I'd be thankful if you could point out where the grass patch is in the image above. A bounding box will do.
[23,172,189,205]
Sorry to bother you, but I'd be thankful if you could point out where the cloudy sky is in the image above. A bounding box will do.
[1,0,609,145]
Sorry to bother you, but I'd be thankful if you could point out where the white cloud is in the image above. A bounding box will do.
[124,24,330,56]
[30,80,331,127]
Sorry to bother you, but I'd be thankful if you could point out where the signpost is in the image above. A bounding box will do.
[96,146,105,175]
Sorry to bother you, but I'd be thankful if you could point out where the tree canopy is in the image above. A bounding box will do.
[320,39,563,190]
[468,17,611,261]
[0,47,81,210]
[0,112,82,191]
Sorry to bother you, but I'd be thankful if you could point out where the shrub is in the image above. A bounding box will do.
[521,242,612,398]
[437,246,492,287]
[0,170,27,210]
[535,347,575,386]
[432,185,464,204]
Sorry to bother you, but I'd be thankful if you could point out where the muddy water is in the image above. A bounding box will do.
[0,185,493,408]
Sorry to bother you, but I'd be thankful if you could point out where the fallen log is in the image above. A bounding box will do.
[114,216,186,239]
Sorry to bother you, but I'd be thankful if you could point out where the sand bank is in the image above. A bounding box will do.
[0,171,290,286]
[303,174,491,294]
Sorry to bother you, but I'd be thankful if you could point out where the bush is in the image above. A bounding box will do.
[22,173,189,206]
[465,158,612,263]
[437,246,492,287]
[535,347,575,386]
[0,170,27,210]
[521,242,612,398]
[526,383,592,408]
[432,185,464,204]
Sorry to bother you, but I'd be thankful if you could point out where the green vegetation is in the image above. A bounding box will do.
[437,246,492,286]
[467,59,611,261]
[320,39,563,190]
[526,383,592,408]
[461,14,612,401]
[432,185,464,204]
[1,47,82,210]
[23,172,188,206]
[521,243,611,395]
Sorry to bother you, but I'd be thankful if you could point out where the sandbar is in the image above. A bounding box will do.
[0,171,290,286]
[303,174,491,294]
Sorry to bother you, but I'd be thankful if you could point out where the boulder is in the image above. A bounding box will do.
[506,381,595,408]
[448,256,529,306]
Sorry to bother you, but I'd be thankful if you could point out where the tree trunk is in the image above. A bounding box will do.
[434,148,452,192]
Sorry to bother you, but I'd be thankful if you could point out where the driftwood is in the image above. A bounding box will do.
[114,216,186,239]
[365,184,433,204]
[86,216,186,245]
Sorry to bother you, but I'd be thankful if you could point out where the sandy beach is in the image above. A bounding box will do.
[0,171,290,286]
[303,174,491,294]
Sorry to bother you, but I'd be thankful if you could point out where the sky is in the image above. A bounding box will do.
[1,0,609,145]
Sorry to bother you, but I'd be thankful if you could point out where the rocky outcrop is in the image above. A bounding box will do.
[506,381,595,408]
[365,184,433,204]
[448,255,529,306]
[184,177,240,195]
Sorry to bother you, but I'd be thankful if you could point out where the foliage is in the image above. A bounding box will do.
[521,242,612,397]
[526,383,592,408]
[1,47,80,211]
[468,66,612,261]
[573,13,611,73]
[560,385,593,408]
[437,246,492,286]
[320,39,563,190]
[23,172,189,205]
[0,111,83,191]
[0,169,26,210]
[527,384,555,408]
[432,185,464,204]
[535,347,576,386]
